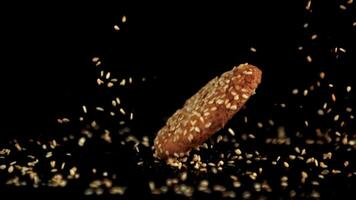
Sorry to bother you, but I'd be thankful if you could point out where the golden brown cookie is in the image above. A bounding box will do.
[154,63,262,159]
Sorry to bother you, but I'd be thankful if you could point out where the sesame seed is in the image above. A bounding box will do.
[306,55,312,63]
[306,0,311,10]
[82,105,87,113]
[216,99,224,104]
[114,25,120,31]
[334,115,340,121]
[319,72,325,79]
[283,162,289,168]
[96,107,104,112]
[228,128,235,136]
[122,15,127,23]
[230,105,237,110]
[78,137,86,147]
[95,61,102,67]
[311,34,318,40]
[116,97,121,104]
[346,86,351,92]
[331,94,336,102]
[92,57,99,62]
[8,165,14,173]
[250,47,257,52]
[234,149,242,155]
[119,108,126,115]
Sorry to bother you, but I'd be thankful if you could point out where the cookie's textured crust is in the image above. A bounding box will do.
[154,64,262,159]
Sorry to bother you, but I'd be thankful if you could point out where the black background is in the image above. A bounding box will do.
[1,1,355,137]
[0,1,355,199]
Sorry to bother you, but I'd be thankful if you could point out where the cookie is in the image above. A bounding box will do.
[154,63,262,159]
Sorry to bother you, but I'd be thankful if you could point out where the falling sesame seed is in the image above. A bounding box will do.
[116,97,121,104]
[317,109,324,115]
[50,160,56,168]
[69,167,77,176]
[319,72,325,79]
[234,148,242,155]
[107,82,114,87]
[311,34,318,40]
[105,72,111,79]
[303,89,308,96]
[95,61,102,67]
[120,79,126,86]
[250,47,257,52]
[78,137,86,147]
[320,162,328,168]
[248,134,256,139]
[301,148,306,155]
[301,171,308,183]
[344,161,349,167]
[15,143,22,151]
[122,15,127,23]
[295,147,301,154]
[346,86,351,92]
[8,165,14,173]
[114,25,120,31]
[334,115,340,121]
[306,55,312,63]
[292,89,299,95]
[97,78,104,85]
[46,151,53,158]
[306,0,311,10]
[149,181,155,191]
[96,107,104,112]
[339,5,347,10]
[119,108,126,115]
[283,161,290,168]
[228,128,235,136]
[331,94,336,102]
[92,57,99,62]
